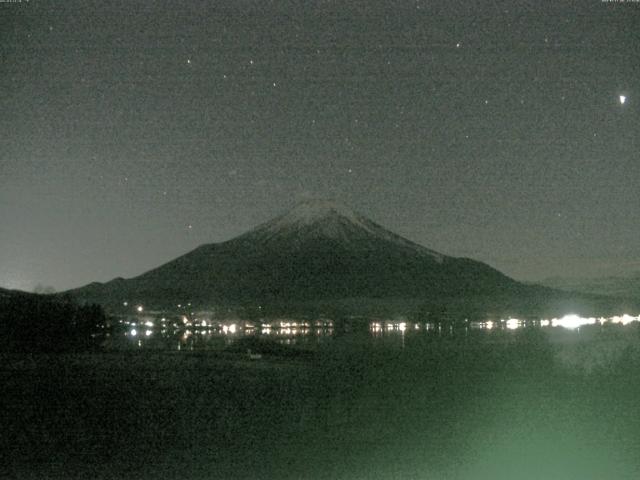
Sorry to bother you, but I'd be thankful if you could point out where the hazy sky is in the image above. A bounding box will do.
[1,0,639,291]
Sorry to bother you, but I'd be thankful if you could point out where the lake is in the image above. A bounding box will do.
[2,318,640,479]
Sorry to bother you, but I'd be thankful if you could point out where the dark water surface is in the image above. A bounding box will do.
[2,325,640,479]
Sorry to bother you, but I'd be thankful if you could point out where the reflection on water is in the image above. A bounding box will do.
[107,313,640,351]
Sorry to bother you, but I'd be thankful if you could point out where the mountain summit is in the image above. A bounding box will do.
[258,200,362,227]
[70,201,527,309]
[241,200,444,261]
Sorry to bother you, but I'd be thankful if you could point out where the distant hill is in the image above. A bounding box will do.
[67,201,632,316]
[538,272,640,299]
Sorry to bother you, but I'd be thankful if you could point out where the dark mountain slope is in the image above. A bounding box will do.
[68,201,559,310]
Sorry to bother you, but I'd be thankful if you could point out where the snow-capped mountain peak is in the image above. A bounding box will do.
[264,200,369,229]
[243,200,444,262]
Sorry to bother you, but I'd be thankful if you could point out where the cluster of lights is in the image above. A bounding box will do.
[222,324,237,334]
[128,328,153,337]
[369,314,640,334]
[488,314,640,331]
[278,321,312,328]
[370,321,408,333]
[123,312,640,345]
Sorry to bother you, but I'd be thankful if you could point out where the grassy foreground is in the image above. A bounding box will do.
[2,326,640,479]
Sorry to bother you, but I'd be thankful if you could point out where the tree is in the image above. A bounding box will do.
[0,292,108,353]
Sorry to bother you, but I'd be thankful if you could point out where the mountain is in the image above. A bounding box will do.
[538,272,640,299]
[69,200,609,314]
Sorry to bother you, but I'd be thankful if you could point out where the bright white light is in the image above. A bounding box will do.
[506,318,520,330]
[201,320,207,327]
[540,319,550,327]
[144,321,154,327]
[485,320,494,330]
[228,324,237,334]
[551,314,596,330]
[620,95,626,105]
[398,322,407,332]
[123,302,128,307]
[136,306,143,313]
[145,329,152,337]
[130,329,137,336]
[610,314,639,326]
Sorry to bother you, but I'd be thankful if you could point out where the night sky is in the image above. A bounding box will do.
[1,0,639,292]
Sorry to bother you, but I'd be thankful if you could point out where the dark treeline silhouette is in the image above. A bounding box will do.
[0,290,107,352]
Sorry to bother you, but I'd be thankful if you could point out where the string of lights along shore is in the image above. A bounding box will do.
[1,0,638,292]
